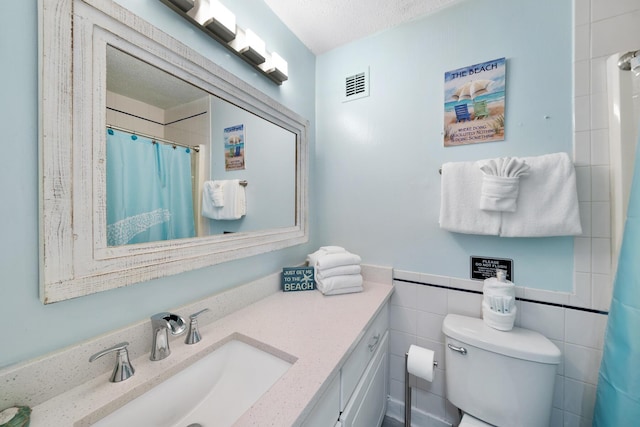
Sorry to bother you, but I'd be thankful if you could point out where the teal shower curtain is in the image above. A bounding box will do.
[593,130,640,425]
[106,128,195,246]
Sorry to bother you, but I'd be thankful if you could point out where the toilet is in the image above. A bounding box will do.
[442,314,561,427]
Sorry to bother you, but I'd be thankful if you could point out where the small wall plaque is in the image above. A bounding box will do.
[282,267,315,292]
[470,256,513,281]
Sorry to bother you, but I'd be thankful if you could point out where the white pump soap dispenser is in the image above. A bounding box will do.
[482,269,517,331]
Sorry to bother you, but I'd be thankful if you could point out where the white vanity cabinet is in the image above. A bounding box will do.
[339,304,389,427]
[302,374,341,427]
[302,303,389,427]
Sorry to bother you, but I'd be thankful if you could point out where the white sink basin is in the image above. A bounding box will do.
[92,338,293,427]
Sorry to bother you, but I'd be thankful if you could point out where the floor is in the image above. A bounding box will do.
[382,415,404,427]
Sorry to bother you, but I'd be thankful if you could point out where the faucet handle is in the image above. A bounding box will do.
[185,308,210,345]
[89,342,135,383]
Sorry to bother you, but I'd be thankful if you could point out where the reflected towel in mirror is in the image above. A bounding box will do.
[201,179,246,220]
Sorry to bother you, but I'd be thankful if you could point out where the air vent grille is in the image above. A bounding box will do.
[346,72,366,97]
[343,68,369,102]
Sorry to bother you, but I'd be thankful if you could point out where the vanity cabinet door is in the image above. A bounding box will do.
[340,304,389,410]
[302,373,340,427]
[339,332,389,427]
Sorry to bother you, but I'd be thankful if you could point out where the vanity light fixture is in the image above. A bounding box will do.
[167,0,195,13]
[201,0,236,43]
[260,51,288,83]
[233,28,267,65]
[159,0,288,85]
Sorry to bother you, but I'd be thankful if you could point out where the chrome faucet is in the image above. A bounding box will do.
[185,308,210,345]
[150,312,186,361]
[89,342,135,383]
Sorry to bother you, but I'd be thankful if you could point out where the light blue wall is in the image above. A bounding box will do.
[314,0,574,291]
[0,0,575,369]
[209,97,296,234]
[0,0,315,368]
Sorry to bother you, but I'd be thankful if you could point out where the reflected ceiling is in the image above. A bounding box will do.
[107,47,205,109]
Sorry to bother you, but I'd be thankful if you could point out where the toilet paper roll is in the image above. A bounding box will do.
[407,344,435,382]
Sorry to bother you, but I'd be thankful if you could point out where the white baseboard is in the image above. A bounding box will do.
[386,396,453,427]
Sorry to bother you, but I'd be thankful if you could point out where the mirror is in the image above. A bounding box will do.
[39,0,308,303]
[105,46,296,244]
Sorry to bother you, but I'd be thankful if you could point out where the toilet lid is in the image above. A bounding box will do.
[459,413,492,427]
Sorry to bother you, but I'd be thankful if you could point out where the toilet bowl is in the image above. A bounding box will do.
[442,314,561,427]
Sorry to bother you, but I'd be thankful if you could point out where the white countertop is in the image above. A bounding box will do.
[29,280,394,426]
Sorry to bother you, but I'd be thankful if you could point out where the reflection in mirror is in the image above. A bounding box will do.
[607,50,640,275]
[105,46,296,246]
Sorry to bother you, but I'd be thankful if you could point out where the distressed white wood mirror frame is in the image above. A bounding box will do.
[38,0,309,303]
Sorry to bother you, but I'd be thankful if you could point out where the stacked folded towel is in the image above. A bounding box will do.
[482,270,517,331]
[307,246,363,295]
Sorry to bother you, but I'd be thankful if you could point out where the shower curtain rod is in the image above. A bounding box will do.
[107,124,201,152]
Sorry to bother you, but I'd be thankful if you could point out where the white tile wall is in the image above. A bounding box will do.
[572,0,640,311]
[388,278,608,427]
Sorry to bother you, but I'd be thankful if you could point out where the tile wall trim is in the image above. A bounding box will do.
[394,278,609,316]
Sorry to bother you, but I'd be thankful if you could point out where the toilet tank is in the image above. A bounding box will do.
[442,314,561,427]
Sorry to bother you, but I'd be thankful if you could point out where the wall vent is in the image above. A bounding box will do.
[343,68,369,102]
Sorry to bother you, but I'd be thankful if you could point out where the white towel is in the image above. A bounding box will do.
[319,246,346,254]
[320,285,364,296]
[314,252,362,270]
[439,153,582,237]
[478,157,530,212]
[439,161,501,235]
[207,180,225,207]
[201,182,225,219]
[316,274,363,294]
[500,152,581,237]
[306,249,326,267]
[316,264,362,280]
[201,183,217,219]
[201,179,246,220]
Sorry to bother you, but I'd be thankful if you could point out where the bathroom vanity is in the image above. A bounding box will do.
[2,266,393,426]
[303,300,389,427]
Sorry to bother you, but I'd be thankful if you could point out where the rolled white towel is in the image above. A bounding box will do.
[483,274,515,298]
[316,264,361,280]
[316,274,363,294]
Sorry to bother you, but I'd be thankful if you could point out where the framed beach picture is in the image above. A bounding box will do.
[224,124,246,171]
[443,57,506,146]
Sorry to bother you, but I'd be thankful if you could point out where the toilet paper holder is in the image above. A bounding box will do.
[405,351,438,427]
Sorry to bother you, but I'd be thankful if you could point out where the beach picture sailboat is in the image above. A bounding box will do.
[444,57,506,146]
